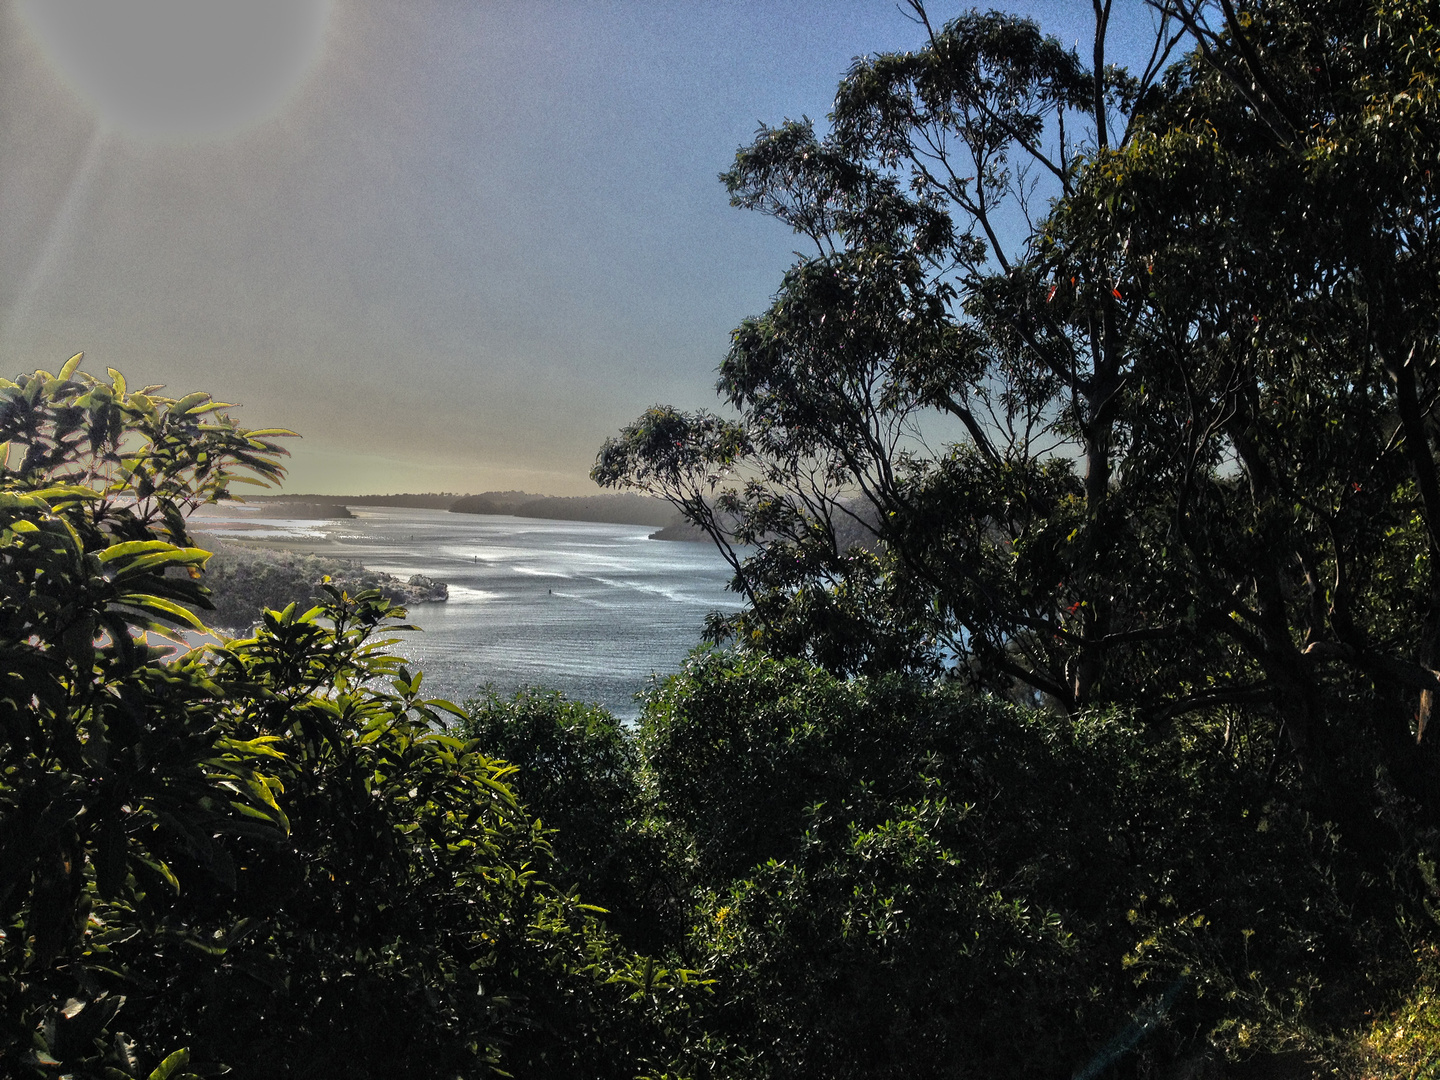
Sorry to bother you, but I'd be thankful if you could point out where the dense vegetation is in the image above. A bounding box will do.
[194,539,447,631]
[470,655,1426,1077]
[0,364,698,1080]
[591,0,1440,1072]
[15,0,1440,1076]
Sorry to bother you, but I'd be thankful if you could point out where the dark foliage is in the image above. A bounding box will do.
[460,689,682,953]
[637,652,1408,1077]
[0,362,704,1080]
[595,0,1440,1072]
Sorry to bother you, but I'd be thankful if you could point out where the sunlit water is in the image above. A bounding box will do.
[193,506,743,719]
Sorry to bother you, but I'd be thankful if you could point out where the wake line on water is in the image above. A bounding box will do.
[511,566,573,580]
[589,574,742,608]
[435,586,501,604]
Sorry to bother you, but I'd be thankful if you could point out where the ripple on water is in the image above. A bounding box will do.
[198,507,744,720]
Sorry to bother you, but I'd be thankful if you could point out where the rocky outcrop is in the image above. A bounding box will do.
[648,520,715,542]
[450,491,678,527]
[402,574,449,602]
[193,538,447,631]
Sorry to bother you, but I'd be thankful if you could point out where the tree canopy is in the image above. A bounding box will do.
[596,0,1440,791]
[0,360,700,1079]
[592,1,1440,1069]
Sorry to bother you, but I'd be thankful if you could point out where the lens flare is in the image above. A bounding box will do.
[17,0,331,139]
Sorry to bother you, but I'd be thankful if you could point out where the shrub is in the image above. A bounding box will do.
[640,652,1402,1077]
[0,362,702,1079]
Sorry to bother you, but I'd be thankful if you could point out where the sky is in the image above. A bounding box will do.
[0,0,1162,496]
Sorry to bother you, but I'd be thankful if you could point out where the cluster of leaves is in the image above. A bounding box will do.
[594,0,1440,785]
[591,0,1440,1072]
[0,361,703,1079]
[478,651,1422,1077]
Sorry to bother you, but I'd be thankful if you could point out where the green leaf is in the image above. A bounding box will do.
[113,593,208,631]
[99,540,178,562]
[29,484,101,503]
[216,735,288,760]
[109,548,210,579]
[179,400,234,416]
[228,801,288,826]
[147,1048,191,1080]
[171,392,210,415]
[138,857,180,894]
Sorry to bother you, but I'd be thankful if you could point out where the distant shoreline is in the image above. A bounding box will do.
[240,490,710,540]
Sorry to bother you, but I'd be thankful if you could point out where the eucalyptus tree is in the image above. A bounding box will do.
[1056,0,1440,775]
[597,0,1440,794]
[597,1,1194,707]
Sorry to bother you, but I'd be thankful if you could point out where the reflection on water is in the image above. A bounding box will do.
[195,506,743,719]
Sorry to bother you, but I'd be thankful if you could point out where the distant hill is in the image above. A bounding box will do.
[250,500,354,519]
[450,491,678,527]
[249,493,460,510]
[243,489,689,531]
[239,489,878,546]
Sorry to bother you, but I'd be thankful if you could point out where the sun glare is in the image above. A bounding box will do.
[17,0,331,139]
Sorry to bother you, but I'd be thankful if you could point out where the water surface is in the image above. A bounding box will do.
[195,506,742,718]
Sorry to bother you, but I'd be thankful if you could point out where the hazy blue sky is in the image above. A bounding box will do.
[0,1,1160,494]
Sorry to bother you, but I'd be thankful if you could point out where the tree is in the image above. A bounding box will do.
[594,4,1184,702]
[595,7,1440,1065]
[596,0,1440,799]
[634,651,1391,1078]
[0,359,295,1077]
[0,360,703,1079]
[460,688,682,953]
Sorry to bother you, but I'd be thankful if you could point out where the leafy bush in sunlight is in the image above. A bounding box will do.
[0,358,292,1077]
[0,361,704,1080]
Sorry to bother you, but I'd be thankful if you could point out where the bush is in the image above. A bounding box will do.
[638,652,1405,1078]
[0,362,703,1080]
[461,688,683,954]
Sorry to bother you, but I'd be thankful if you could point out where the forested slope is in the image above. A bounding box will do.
[193,538,448,631]
[16,1,1440,1077]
